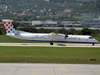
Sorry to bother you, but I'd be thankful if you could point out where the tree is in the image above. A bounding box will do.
[12,20,18,29]
[81,28,92,35]
[38,28,45,33]
[67,29,76,35]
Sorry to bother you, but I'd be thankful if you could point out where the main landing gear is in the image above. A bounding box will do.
[92,43,95,46]
[50,42,53,45]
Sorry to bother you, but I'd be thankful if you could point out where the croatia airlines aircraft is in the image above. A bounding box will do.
[2,19,99,45]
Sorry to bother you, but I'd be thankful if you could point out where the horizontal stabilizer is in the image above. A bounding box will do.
[2,19,13,22]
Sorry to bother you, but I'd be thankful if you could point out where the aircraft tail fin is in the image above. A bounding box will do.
[2,19,21,38]
[2,19,16,34]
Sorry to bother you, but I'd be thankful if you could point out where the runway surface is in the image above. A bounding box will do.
[0,63,100,75]
[0,43,100,47]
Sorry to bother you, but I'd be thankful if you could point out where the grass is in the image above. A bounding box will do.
[0,46,100,64]
[95,37,100,43]
[0,35,33,43]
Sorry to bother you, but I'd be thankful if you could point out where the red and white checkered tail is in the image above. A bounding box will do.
[2,19,16,34]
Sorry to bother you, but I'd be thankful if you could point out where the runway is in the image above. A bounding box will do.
[0,63,100,75]
[0,43,100,47]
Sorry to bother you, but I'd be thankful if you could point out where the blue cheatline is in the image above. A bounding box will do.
[27,40,99,44]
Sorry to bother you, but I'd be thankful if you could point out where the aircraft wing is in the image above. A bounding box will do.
[50,33,58,36]
[49,33,64,40]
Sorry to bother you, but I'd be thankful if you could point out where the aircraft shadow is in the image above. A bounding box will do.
[57,44,66,46]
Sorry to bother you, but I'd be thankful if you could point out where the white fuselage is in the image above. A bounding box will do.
[6,31,99,44]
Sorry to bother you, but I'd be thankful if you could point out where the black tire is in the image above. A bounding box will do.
[92,43,95,46]
[50,42,53,45]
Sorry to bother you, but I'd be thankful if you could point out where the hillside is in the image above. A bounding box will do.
[0,0,100,21]
[0,0,99,12]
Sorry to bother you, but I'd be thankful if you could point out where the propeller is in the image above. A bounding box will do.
[65,33,68,39]
[63,30,68,39]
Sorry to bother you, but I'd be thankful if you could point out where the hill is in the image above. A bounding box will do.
[0,0,100,21]
[0,0,99,12]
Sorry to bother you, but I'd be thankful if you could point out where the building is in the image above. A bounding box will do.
[32,21,42,25]
[45,0,50,2]
[0,5,7,9]
[45,20,57,25]
[32,20,58,26]
[60,21,81,26]
[17,21,32,25]
[80,21,100,26]
[64,9,72,13]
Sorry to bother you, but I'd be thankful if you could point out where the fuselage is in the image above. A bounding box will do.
[6,31,99,44]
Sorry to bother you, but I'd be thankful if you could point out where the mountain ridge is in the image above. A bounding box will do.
[0,0,99,12]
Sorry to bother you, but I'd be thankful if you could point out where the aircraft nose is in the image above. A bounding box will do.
[97,41,99,43]
[95,39,99,43]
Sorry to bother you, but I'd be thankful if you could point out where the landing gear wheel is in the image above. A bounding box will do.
[50,42,53,45]
[92,43,95,46]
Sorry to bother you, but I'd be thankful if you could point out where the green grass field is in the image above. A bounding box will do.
[0,46,100,64]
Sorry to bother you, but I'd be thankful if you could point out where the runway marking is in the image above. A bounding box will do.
[58,67,67,70]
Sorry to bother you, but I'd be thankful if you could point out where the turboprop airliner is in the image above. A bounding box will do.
[2,19,99,45]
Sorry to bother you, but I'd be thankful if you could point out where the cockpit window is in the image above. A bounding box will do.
[89,37,93,39]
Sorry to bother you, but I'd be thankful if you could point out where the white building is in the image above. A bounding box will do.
[32,21,42,25]
[45,0,50,2]
[32,20,58,25]
[46,20,57,25]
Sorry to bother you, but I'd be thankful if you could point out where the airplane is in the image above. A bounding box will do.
[2,19,99,45]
